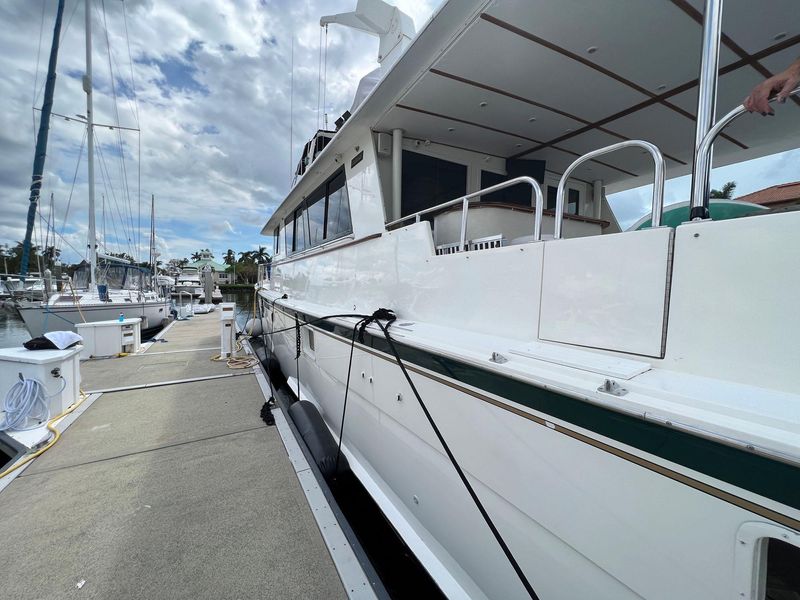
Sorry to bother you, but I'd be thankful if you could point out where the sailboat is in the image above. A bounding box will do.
[256,0,800,598]
[15,0,170,339]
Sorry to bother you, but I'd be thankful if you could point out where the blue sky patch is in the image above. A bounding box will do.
[137,40,209,97]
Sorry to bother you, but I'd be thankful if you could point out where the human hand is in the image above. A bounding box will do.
[743,59,800,115]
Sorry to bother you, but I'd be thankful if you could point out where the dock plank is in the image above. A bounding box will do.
[0,312,347,600]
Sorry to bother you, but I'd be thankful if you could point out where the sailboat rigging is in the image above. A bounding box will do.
[15,0,170,338]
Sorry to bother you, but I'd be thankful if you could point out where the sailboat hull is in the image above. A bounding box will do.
[16,299,170,338]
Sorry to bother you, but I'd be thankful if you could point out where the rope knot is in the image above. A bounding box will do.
[357,308,396,343]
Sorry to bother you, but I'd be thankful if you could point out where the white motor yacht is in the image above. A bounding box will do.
[255,1,800,599]
[173,267,203,299]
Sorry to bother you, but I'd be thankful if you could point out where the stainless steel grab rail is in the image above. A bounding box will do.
[690,86,800,218]
[386,175,545,251]
[554,140,665,240]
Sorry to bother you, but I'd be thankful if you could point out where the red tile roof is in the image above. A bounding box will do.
[735,181,800,206]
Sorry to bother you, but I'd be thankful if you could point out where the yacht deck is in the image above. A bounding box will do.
[0,312,352,600]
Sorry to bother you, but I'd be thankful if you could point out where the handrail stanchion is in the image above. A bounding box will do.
[387,176,545,248]
[554,140,665,240]
[690,87,800,218]
[688,0,724,221]
[530,180,544,242]
[460,197,470,251]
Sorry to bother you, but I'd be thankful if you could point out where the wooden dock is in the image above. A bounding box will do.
[0,312,365,599]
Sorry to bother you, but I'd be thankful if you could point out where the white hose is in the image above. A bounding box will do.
[0,376,64,432]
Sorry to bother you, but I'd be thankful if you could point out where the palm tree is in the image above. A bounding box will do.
[709,181,737,199]
[252,246,271,264]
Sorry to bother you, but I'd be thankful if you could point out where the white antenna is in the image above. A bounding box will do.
[323,25,329,129]
[289,33,294,184]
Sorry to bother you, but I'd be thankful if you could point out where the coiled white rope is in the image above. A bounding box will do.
[1,375,64,432]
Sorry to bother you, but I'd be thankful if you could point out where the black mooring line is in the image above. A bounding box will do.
[262,300,539,599]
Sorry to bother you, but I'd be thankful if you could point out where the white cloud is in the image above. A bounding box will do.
[0,0,439,263]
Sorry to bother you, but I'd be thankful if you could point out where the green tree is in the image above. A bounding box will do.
[223,249,236,266]
[2,241,42,274]
[252,245,271,264]
[709,181,737,200]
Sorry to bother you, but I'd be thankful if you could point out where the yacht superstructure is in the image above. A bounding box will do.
[255,1,800,598]
[173,267,203,299]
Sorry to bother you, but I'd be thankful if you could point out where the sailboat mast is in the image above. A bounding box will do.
[150,194,156,287]
[84,0,97,287]
[20,0,65,281]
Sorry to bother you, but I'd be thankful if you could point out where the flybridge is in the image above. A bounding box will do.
[293,0,415,182]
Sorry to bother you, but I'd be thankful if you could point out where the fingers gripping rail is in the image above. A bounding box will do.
[690,86,800,219]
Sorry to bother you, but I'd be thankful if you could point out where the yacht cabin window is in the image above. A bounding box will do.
[293,206,308,252]
[285,168,352,255]
[306,188,326,246]
[479,160,545,206]
[326,170,352,238]
[401,150,467,217]
[546,186,581,215]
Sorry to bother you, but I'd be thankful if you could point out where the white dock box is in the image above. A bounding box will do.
[219,302,236,358]
[0,346,82,423]
[75,318,142,358]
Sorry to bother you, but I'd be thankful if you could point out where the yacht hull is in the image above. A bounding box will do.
[16,299,171,338]
[261,293,800,600]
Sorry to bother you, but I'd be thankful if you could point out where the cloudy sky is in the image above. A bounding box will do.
[1,0,797,265]
[0,0,438,264]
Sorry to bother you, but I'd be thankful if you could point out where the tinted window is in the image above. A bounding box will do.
[546,186,579,213]
[326,171,351,239]
[480,160,544,207]
[293,207,308,252]
[401,150,467,217]
[306,188,326,246]
[547,186,557,210]
[285,216,294,254]
[480,171,535,206]
[766,539,800,598]
[568,189,580,215]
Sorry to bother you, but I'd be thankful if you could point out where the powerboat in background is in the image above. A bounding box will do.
[5,275,46,302]
[172,267,203,299]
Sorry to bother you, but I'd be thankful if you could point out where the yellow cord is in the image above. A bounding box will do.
[210,338,259,369]
[0,389,90,479]
[65,280,87,323]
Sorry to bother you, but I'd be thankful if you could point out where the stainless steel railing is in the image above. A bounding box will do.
[386,175,545,251]
[690,87,800,218]
[554,140,665,240]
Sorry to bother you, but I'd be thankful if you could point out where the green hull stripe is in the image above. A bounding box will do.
[275,305,800,512]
